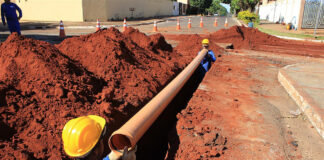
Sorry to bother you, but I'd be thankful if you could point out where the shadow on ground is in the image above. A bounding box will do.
[0,22,57,32]
[0,34,72,44]
[136,67,206,160]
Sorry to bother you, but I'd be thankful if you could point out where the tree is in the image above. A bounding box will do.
[189,0,213,14]
[206,0,228,16]
[221,0,231,4]
[230,0,259,14]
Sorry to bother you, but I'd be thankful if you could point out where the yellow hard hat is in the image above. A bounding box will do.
[202,39,209,44]
[62,115,106,157]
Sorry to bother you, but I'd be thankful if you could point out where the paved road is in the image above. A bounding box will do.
[132,16,239,35]
[0,16,239,43]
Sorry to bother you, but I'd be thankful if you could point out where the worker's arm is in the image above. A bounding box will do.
[1,4,6,25]
[14,4,22,20]
[122,146,137,160]
[208,50,216,62]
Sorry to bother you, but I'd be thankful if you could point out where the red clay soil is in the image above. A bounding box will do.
[209,26,324,58]
[169,54,302,160]
[0,28,188,159]
[165,34,224,58]
[1,26,322,159]
[166,26,324,58]
[0,33,105,159]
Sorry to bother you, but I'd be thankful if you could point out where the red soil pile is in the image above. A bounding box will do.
[166,26,324,58]
[208,26,324,57]
[0,33,104,159]
[0,28,187,159]
[56,27,186,117]
[165,34,224,59]
[208,25,281,49]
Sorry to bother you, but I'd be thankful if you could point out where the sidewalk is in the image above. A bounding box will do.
[257,23,324,42]
[279,63,324,140]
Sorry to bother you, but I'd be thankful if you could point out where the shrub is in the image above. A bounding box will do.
[237,10,259,24]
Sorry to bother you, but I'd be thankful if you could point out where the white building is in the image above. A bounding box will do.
[259,0,324,30]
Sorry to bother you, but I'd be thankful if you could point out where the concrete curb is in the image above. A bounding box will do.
[275,35,324,43]
[278,64,324,139]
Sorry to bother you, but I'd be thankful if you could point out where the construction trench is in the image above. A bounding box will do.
[1,26,324,159]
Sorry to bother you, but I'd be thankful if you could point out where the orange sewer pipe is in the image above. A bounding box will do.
[108,49,209,154]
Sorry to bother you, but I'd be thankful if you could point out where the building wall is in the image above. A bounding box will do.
[82,0,108,21]
[83,0,174,21]
[177,0,188,15]
[173,2,180,16]
[15,0,173,22]
[259,0,302,29]
[177,0,188,4]
[16,0,84,22]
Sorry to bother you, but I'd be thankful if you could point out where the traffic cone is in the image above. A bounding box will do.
[96,19,101,31]
[59,20,66,38]
[225,18,228,27]
[188,18,192,29]
[176,18,181,30]
[214,18,218,27]
[123,18,127,31]
[153,21,158,32]
[200,17,203,28]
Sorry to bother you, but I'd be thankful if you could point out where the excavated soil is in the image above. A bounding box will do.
[1,26,324,159]
[0,28,188,160]
[165,26,324,58]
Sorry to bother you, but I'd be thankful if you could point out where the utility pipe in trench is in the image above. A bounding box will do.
[108,49,208,154]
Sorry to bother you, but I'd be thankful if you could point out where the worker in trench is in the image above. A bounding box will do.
[62,115,136,160]
[197,39,216,81]
[1,0,22,35]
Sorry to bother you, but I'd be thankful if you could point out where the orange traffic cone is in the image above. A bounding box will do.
[153,21,158,32]
[59,20,66,38]
[225,18,228,27]
[123,18,127,31]
[96,19,101,31]
[214,18,218,27]
[200,17,203,28]
[176,18,181,30]
[188,18,192,29]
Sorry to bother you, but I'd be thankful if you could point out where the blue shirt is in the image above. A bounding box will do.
[103,155,110,160]
[1,2,22,23]
[199,50,216,72]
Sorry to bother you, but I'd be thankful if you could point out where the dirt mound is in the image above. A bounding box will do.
[56,27,185,113]
[208,26,282,49]
[0,33,104,159]
[208,26,324,57]
[166,34,224,58]
[166,26,324,58]
[0,29,187,159]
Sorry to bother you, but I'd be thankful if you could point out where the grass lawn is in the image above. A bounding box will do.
[257,26,324,40]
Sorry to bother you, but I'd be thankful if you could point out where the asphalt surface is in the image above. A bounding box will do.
[0,16,239,44]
